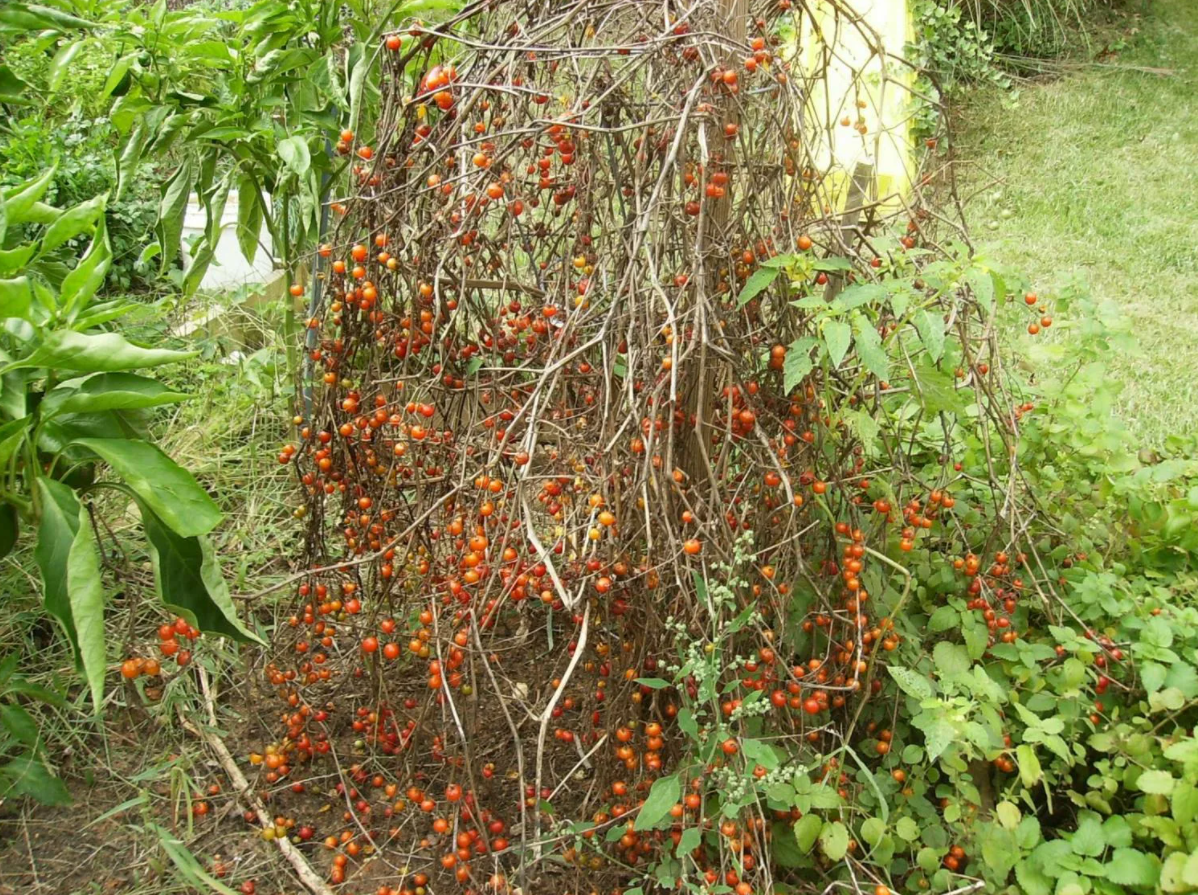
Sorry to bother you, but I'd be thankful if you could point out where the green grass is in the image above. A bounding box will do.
[956,0,1198,445]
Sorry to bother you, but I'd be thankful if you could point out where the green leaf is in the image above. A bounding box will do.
[0,277,32,320]
[1136,769,1175,795]
[236,178,262,264]
[0,3,93,33]
[0,756,72,806]
[5,331,196,374]
[66,504,107,714]
[737,267,780,307]
[1070,813,1105,857]
[3,167,56,224]
[819,820,849,861]
[677,826,701,857]
[888,666,934,700]
[59,217,112,319]
[35,478,81,651]
[41,193,107,255]
[0,704,38,747]
[895,817,920,842]
[795,814,822,852]
[635,773,680,831]
[823,319,852,369]
[923,719,955,762]
[0,64,31,104]
[634,677,670,689]
[761,253,799,269]
[42,373,189,418]
[933,641,971,677]
[277,135,311,177]
[853,317,888,379]
[783,336,818,393]
[1016,744,1042,787]
[912,360,968,416]
[151,824,241,895]
[47,39,84,92]
[1104,849,1160,887]
[928,606,958,632]
[74,438,222,538]
[914,308,945,362]
[838,283,887,310]
[157,158,195,271]
[996,801,1021,830]
[860,816,885,847]
[813,256,854,272]
[0,501,18,559]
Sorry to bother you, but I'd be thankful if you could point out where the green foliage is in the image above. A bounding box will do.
[0,169,262,718]
[0,653,71,806]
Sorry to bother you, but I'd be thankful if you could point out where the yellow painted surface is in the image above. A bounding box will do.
[794,0,916,213]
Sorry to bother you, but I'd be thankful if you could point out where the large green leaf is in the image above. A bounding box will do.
[0,415,31,467]
[914,308,946,362]
[59,217,112,319]
[822,319,852,369]
[236,177,262,263]
[0,64,31,104]
[3,167,56,226]
[41,373,189,418]
[634,772,680,831]
[4,331,196,374]
[277,135,311,177]
[0,755,72,806]
[783,336,819,394]
[67,504,107,713]
[0,2,93,33]
[0,703,39,748]
[143,508,263,643]
[157,158,195,271]
[912,360,969,417]
[819,820,849,861]
[74,438,221,537]
[41,193,107,255]
[47,40,85,92]
[0,502,17,559]
[35,478,82,651]
[0,277,31,320]
[737,267,780,307]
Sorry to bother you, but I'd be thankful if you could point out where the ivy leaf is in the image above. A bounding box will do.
[819,820,849,861]
[914,308,945,361]
[737,267,780,307]
[634,773,680,831]
[783,337,819,393]
[822,320,852,369]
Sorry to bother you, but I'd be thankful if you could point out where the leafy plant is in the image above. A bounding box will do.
[0,168,262,714]
[0,652,71,806]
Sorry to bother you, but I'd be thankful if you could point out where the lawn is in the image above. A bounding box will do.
[955,0,1198,445]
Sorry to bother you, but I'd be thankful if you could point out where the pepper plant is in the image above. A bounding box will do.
[0,168,261,715]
